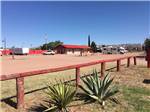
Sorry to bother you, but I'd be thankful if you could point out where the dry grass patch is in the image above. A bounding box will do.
[1,65,150,112]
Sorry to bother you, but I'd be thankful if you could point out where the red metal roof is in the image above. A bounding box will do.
[61,44,90,49]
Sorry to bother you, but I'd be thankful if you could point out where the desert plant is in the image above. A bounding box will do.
[79,70,119,107]
[44,82,76,112]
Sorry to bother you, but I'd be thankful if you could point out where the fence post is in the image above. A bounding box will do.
[146,48,150,68]
[134,57,137,65]
[127,57,130,67]
[148,60,150,68]
[16,77,24,110]
[101,62,106,77]
[76,67,80,87]
[117,60,121,71]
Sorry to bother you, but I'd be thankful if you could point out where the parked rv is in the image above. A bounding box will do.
[119,47,128,54]
[12,48,29,55]
[102,46,113,54]
[102,46,127,54]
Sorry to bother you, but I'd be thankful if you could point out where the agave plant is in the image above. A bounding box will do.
[79,70,119,106]
[44,82,76,112]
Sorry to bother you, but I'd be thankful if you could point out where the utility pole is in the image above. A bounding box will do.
[2,37,6,55]
[30,44,32,49]
[21,42,24,48]
[12,46,15,59]
[4,37,6,51]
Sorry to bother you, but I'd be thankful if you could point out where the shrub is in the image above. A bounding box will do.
[44,82,76,112]
[91,41,97,52]
[79,70,119,107]
[144,38,150,51]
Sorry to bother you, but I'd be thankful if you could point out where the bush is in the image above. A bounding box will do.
[91,41,97,53]
[144,38,150,51]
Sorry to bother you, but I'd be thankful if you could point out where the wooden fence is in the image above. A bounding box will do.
[0,56,147,110]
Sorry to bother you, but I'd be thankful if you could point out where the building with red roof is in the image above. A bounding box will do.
[55,44,91,55]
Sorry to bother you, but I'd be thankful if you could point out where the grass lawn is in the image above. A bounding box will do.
[67,85,150,112]
[121,86,150,112]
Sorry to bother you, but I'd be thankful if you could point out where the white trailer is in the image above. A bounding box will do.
[102,46,127,54]
[102,46,113,54]
[12,48,29,55]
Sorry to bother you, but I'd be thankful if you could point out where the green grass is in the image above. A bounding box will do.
[122,86,150,112]
[68,84,150,112]
[78,85,150,112]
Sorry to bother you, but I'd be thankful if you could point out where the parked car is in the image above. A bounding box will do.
[43,50,55,55]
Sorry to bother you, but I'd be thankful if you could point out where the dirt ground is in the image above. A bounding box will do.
[1,53,140,75]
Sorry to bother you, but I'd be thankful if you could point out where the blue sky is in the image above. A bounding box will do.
[1,1,150,48]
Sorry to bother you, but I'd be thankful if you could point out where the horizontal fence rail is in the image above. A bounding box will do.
[1,56,136,81]
[0,55,148,110]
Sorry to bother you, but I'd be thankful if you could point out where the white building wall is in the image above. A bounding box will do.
[65,49,90,55]
[74,51,81,55]
[66,49,81,55]
[66,50,73,55]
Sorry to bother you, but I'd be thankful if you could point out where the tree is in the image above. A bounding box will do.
[40,40,63,50]
[31,47,41,50]
[102,45,106,47]
[91,41,97,52]
[144,38,150,51]
[88,35,91,47]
